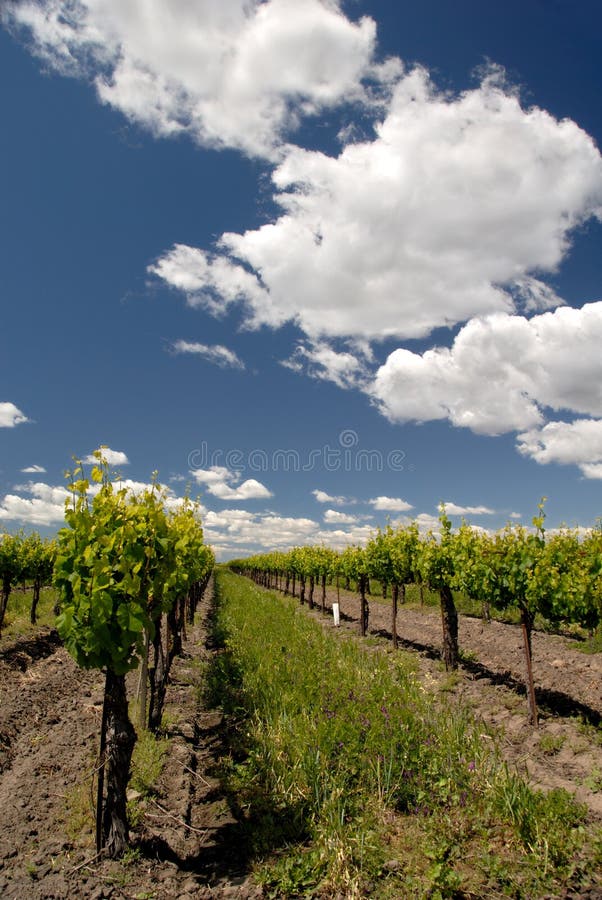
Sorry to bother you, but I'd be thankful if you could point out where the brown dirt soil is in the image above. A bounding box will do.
[0,580,262,899]
[297,583,602,821]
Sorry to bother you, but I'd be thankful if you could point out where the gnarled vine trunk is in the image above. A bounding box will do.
[360,575,369,637]
[30,577,42,625]
[0,577,11,635]
[100,670,136,858]
[148,623,167,733]
[439,585,458,671]
[391,583,399,649]
[520,608,538,726]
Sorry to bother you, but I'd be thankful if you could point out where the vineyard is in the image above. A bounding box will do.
[0,481,602,897]
[229,503,602,727]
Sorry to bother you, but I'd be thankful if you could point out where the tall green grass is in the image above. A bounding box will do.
[209,569,598,898]
[0,585,57,642]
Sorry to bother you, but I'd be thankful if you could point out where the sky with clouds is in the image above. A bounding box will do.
[1,0,602,557]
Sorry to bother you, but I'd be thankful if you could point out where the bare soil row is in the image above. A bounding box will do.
[0,580,261,899]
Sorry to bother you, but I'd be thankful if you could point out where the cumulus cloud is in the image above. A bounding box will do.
[152,68,602,340]
[517,419,602,477]
[5,0,379,159]
[312,489,349,505]
[0,495,65,526]
[442,501,495,516]
[371,302,602,436]
[84,447,130,465]
[314,524,374,548]
[0,402,29,428]
[323,509,359,525]
[369,496,413,512]
[190,465,272,500]
[0,477,204,526]
[280,342,369,389]
[21,464,46,474]
[171,340,245,369]
[390,512,441,534]
[0,481,70,526]
[203,508,317,550]
[202,505,377,557]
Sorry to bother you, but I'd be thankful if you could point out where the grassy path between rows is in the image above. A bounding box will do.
[210,568,601,899]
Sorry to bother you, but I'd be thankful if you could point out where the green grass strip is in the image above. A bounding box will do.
[209,569,599,898]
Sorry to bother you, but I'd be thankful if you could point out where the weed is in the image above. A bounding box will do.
[63,778,94,846]
[538,732,566,755]
[501,692,523,711]
[130,730,169,797]
[120,846,142,866]
[438,671,461,692]
[25,861,38,879]
[576,717,602,747]
[488,765,587,872]
[425,836,464,897]
[580,766,602,793]
[573,628,602,655]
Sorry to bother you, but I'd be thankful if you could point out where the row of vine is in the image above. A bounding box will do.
[1,452,214,858]
[229,502,601,727]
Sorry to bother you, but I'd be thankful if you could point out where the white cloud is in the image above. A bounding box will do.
[509,512,522,519]
[84,447,130,465]
[5,0,379,159]
[280,342,369,389]
[442,501,495,516]
[171,340,245,369]
[211,479,272,501]
[152,68,602,340]
[0,495,65,526]
[203,509,317,549]
[112,477,166,496]
[390,512,442,534]
[580,464,602,480]
[323,509,359,525]
[0,481,70,526]
[200,504,380,556]
[517,419,602,477]
[13,482,71,505]
[190,466,232,486]
[190,465,272,500]
[21,464,46,474]
[371,302,602,436]
[312,489,348,505]
[313,524,374,548]
[0,478,203,526]
[369,496,413,512]
[0,402,29,428]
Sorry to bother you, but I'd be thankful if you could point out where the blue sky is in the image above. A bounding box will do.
[1,0,602,557]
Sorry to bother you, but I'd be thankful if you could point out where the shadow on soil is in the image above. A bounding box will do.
[0,629,61,672]
[371,625,601,727]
